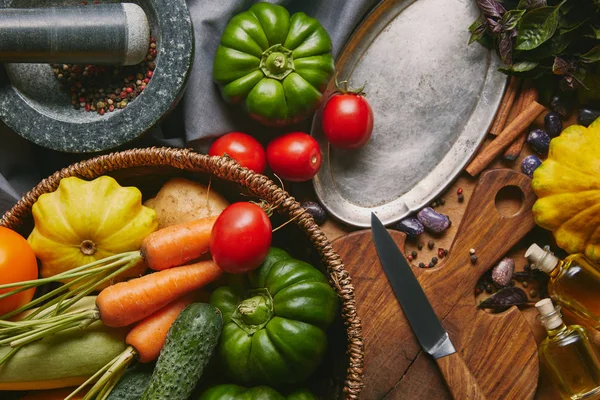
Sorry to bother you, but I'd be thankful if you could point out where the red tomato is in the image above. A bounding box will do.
[0,227,38,315]
[208,132,266,174]
[209,202,272,274]
[266,132,322,182]
[322,93,374,149]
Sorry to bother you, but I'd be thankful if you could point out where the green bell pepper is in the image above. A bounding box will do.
[212,2,335,126]
[198,384,317,400]
[210,248,338,386]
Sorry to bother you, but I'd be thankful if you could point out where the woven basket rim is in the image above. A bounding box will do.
[0,146,364,399]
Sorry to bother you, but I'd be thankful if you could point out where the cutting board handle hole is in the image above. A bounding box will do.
[495,185,524,217]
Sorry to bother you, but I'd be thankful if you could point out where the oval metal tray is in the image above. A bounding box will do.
[312,0,506,228]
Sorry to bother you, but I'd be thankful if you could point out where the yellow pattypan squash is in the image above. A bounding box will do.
[532,117,600,261]
[28,176,158,285]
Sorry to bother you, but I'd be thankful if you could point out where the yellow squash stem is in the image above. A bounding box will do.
[65,346,136,400]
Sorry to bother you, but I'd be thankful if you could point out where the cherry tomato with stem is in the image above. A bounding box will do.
[209,202,272,274]
[322,78,374,149]
[208,132,266,174]
[266,132,322,182]
[0,227,38,315]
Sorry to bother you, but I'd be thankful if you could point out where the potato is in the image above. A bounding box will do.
[144,178,229,229]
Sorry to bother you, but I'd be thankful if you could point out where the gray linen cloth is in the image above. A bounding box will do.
[0,0,379,215]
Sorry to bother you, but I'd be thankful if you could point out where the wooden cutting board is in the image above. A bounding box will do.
[332,169,540,399]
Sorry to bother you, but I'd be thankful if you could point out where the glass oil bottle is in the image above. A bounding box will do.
[536,298,600,400]
[526,244,600,329]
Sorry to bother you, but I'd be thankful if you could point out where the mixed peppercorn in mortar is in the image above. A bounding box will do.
[51,37,157,115]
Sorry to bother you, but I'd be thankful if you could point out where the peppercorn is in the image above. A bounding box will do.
[417,243,423,250]
[469,248,476,254]
[485,284,493,293]
[457,187,463,195]
[428,262,435,268]
[427,240,435,250]
[530,290,537,298]
[458,194,464,203]
[419,262,425,268]
[443,249,448,257]
[470,254,478,264]
[438,248,445,258]
[411,251,417,258]
[50,30,158,114]
[439,198,445,205]
[407,255,413,262]
[524,264,531,272]
[474,287,482,295]
[432,257,438,264]
[522,281,529,288]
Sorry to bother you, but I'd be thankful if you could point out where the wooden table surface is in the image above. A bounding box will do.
[292,111,594,399]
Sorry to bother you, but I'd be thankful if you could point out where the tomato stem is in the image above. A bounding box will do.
[333,73,367,96]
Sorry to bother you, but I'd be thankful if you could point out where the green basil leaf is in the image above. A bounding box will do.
[469,18,487,44]
[502,9,526,30]
[515,5,564,50]
[515,29,571,60]
[501,60,540,72]
[581,45,600,63]
[585,26,600,40]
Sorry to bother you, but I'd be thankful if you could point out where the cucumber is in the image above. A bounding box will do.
[107,367,153,400]
[0,297,128,391]
[141,303,223,400]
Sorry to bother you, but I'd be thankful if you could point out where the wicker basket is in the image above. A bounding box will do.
[0,147,364,399]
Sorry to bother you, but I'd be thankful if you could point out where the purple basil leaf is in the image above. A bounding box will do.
[552,57,571,75]
[478,287,529,310]
[499,32,514,64]
[517,0,547,9]
[477,0,507,18]
[469,18,489,44]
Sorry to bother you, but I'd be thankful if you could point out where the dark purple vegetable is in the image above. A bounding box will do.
[527,129,550,155]
[550,95,573,119]
[578,108,600,127]
[417,207,451,234]
[521,155,542,177]
[544,112,562,138]
[300,201,327,225]
[396,217,424,238]
[478,287,529,310]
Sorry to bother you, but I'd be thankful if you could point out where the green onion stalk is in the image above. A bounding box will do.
[0,251,143,363]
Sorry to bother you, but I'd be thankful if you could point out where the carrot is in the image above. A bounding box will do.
[97,260,222,328]
[65,295,195,400]
[126,294,194,363]
[140,215,217,271]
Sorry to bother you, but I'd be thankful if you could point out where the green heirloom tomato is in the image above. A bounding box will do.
[198,384,317,400]
[210,248,339,386]
[212,2,335,127]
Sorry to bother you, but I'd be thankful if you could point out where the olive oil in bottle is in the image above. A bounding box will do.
[526,244,600,328]
[536,298,600,400]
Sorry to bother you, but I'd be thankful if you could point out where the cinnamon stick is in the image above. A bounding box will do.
[503,82,539,161]
[489,77,522,136]
[466,100,547,176]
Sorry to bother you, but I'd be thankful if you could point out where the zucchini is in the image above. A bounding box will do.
[106,367,153,400]
[141,303,223,400]
[0,297,128,391]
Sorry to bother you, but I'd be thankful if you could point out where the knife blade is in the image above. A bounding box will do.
[371,212,487,400]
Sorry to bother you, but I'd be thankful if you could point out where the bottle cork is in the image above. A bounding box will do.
[536,298,563,330]
[525,244,559,274]
[0,4,150,65]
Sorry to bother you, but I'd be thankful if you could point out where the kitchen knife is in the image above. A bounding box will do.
[371,213,487,400]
